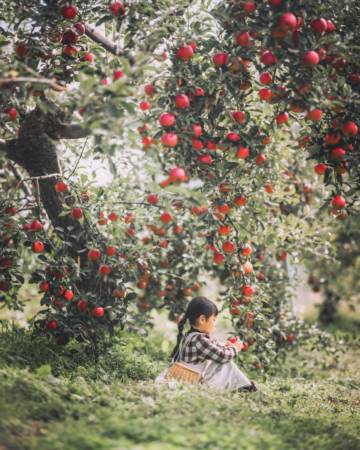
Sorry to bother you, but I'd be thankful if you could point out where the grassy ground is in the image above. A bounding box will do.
[0,321,359,450]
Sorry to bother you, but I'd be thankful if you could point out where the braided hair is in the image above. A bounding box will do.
[170,296,218,361]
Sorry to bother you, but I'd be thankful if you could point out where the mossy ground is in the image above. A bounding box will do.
[0,320,359,450]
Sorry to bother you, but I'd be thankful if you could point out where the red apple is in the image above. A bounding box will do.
[63,45,79,57]
[46,319,58,330]
[30,219,44,232]
[227,132,241,142]
[213,52,229,67]
[331,147,346,160]
[332,195,346,209]
[108,212,119,222]
[61,5,78,20]
[83,53,94,64]
[194,87,205,96]
[16,43,29,58]
[139,101,151,111]
[161,132,178,147]
[236,146,250,159]
[169,167,187,182]
[32,241,44,253]
[192,124,202,136]
[39,281,50,292]
[175,94,190,109]
[261,50,278,66]
[71,207,83,220]
[302,51,320,66]
[109,1,125,16]
[216,203,231,214]
[276,112,289,124]
[63,289,74,301]
[233,195,247,206]
[73,22,85,35]
[241,245,252,256]
[222,241,235,253]
[259,88,272,101]
[311,18,328,33]
[196,137,210,153]
[113,70,124,80]
[279,13,297,31]
[242,285,254,296]
[147,193,158,204]
[255,154,266,165]
[5,107,18,121]
[192,139,203,151]
[307,109,323,121]
[325,20,335,32]
[198,154,212,165]
[77,298,88,311]
[62,29,79,44]
[92,306,105,318]
[242,342,249,352]
[99,265,111,276]
[88,248,101,261]
[144,84,155,96]
[286,333,295,343]
[159,113,176,127]
[259,72,272,84]
[232,111,246,123]
[176,45,194,60]
[343,121,358,136]
[213,252,225,264]
[243,1,256,13]
[160,212,173,224]
[218,225,232,236]
[54,180,68,193]
[105,246,117,256]
[314,163,327,175]
[206,141,217,151]
[235,32,251,46]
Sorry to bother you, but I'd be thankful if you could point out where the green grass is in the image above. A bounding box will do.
[0,322,359,450]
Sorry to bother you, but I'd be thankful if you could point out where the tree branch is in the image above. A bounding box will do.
[57,124,91,139]
[85,24,126,56]
[0,77,66,92]
[9,163,33,198]
[0,139,9,154]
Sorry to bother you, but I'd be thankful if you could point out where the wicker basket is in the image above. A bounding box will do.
[164,362,202,384]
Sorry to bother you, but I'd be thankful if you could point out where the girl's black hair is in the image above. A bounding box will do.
[170,296,218,361]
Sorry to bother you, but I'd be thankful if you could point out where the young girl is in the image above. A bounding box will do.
[156,296,256,392]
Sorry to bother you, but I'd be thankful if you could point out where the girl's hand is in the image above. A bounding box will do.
[226,338,243,352]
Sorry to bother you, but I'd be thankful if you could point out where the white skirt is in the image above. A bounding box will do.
[155,359,252,391]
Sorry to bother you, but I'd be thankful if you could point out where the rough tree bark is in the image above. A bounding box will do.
[1,101,91,261]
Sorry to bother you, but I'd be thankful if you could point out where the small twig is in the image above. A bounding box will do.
[66,137,89,179]
[20,173,63,182]
[9,163,32,198]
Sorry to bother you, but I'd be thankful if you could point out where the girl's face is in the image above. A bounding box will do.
[195,313,217,334]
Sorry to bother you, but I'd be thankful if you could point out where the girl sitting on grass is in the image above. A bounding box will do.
[156,296,257,392]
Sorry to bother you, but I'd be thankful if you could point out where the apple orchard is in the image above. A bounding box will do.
[0,0,359,369]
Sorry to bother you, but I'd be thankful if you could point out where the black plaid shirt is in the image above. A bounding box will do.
[178,329,238,364]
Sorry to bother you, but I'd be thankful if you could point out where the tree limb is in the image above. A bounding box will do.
[57,124,91,139]
[85,24,126,56]
[0,139,9,154]
[0,77,66,92]
[9,163,33,198]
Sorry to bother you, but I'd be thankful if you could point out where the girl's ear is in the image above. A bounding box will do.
[198,314,206,324]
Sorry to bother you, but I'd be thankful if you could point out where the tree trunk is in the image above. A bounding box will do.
[319,285,341,324]
[2,102,93,273]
